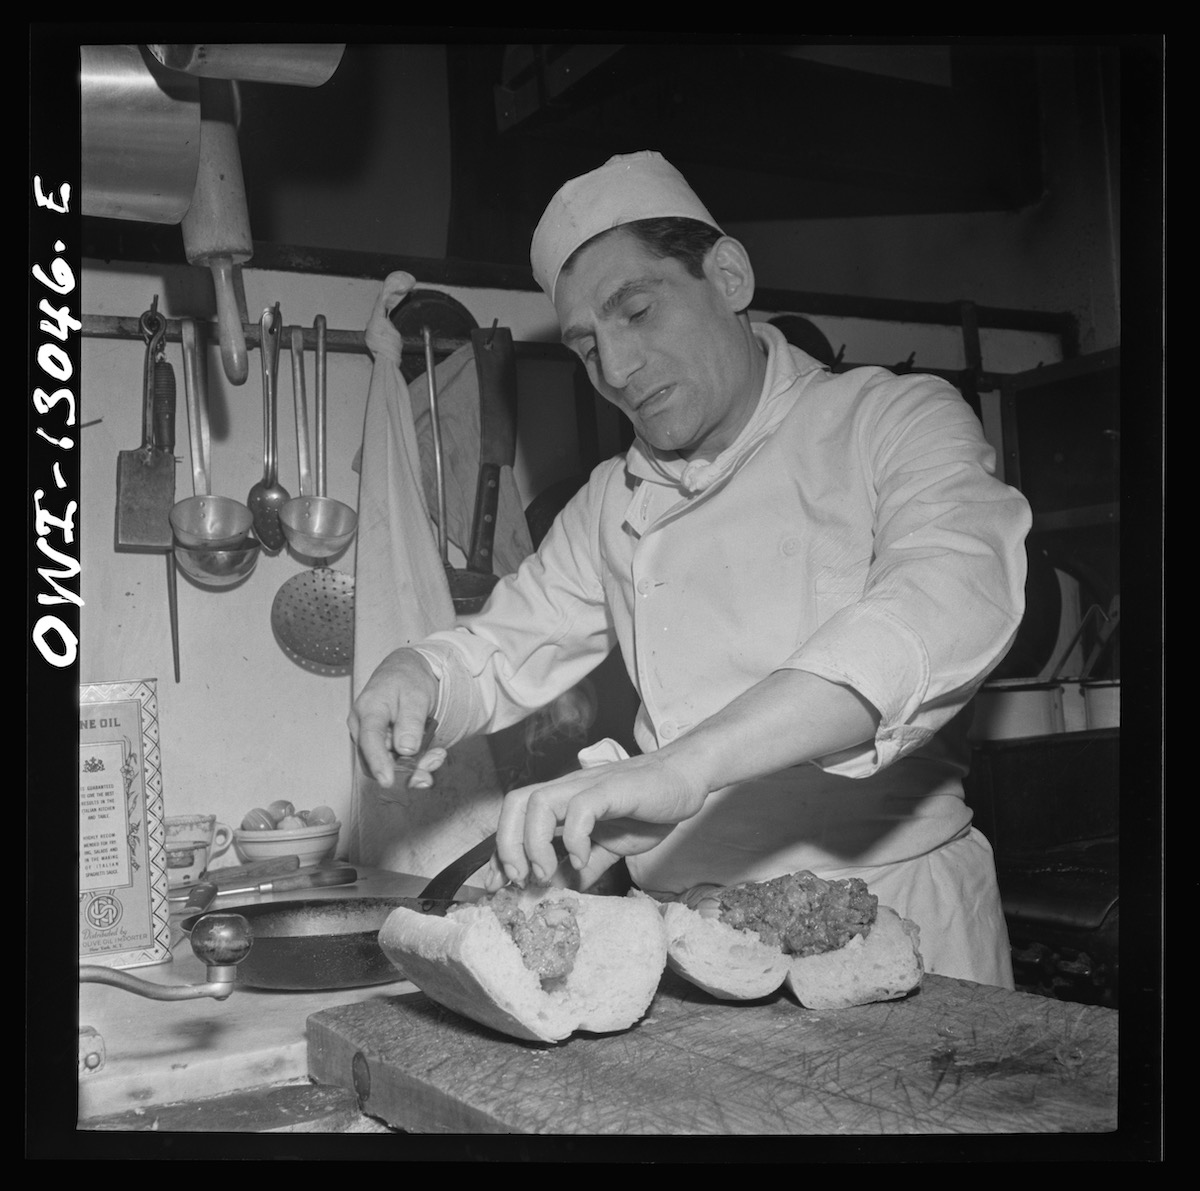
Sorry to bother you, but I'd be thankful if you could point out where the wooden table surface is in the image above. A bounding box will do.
[307,968,1118,1136]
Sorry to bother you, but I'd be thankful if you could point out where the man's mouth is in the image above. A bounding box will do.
[632,384,674,415]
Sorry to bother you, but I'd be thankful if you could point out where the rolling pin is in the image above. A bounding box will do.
[181,78,251,385]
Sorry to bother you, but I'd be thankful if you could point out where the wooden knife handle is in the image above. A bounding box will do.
[210,856,302,888]
[267,866,358,892]
[152,358,177,454]
[466,462,502,574]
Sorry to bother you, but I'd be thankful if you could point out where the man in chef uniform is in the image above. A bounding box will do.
[350,151,1031,988]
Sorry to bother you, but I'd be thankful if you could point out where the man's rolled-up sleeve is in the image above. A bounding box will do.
[782,372,1032,777]
[413,468,619,746]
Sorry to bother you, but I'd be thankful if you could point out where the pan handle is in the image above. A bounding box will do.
[419,833,497,903]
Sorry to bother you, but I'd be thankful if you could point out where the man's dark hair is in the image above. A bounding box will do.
[561,216,723,281]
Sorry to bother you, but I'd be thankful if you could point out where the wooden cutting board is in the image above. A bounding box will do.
[307,971,1117,1135]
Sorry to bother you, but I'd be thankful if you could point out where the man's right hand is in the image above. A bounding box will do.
[348,648,441,788]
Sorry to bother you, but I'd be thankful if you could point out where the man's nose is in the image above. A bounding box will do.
[598,332,643,389]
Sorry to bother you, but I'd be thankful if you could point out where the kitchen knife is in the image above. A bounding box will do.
[179,864,360,916]
[167,855,303,902]
[465,326,518,577]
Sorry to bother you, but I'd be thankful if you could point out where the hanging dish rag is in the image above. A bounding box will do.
[348,272,514,876]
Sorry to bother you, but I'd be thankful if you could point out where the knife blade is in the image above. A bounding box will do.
[466,326,517,576]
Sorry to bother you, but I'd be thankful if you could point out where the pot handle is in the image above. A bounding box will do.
[419,833,498,903]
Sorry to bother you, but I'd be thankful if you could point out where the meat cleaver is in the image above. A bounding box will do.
[115,337,177,551]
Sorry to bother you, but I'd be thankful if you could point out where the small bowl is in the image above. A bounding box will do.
[234,820,341,867]
[170,495,255,549]
[174,537,262,588]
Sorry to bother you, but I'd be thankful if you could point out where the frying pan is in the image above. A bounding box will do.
[181,832,497,991]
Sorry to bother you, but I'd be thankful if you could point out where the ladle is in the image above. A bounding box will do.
[172,317,261,587]
[271,317,356,676]
[175,537,262,588]
[170,318,255,549]
[280,316,358,559]
[246,304,289,551]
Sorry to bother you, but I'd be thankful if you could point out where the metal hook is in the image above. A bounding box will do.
[485,316,500,348]
[138,298,168,360]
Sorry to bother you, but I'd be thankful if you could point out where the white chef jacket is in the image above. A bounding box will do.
[415,323,1031,986]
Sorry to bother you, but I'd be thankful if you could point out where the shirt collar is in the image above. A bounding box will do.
[625,322,824,494]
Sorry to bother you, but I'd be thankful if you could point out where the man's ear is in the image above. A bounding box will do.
[705,236,756,314]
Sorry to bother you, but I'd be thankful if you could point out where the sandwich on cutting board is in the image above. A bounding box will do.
[660,871,924,1010]
[378,881,669,1044]
[377,860,923,1045]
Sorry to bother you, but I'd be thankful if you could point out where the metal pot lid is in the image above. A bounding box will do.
[389,289,480,382]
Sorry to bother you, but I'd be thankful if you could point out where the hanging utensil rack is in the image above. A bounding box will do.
[81,310,1026,395]
[80,314,567,364]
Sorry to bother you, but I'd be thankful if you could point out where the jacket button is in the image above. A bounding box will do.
[781,536,802,556]
[636,577,653,595]
[659,721,677,740]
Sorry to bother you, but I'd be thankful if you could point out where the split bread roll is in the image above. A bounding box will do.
[662,897,924,1010]
[783,906,924,1010]
[378,887,668,1044]
[661,900,792,1000]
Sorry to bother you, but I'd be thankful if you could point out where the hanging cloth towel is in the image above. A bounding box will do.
[348,271,514,877]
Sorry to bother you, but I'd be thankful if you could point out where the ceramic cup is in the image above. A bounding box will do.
[165,814,233,887]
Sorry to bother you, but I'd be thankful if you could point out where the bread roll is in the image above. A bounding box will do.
[783,906,924,1009]
[662,896,923,1010]
[662,901,790,1000]
[378,888,668,1043]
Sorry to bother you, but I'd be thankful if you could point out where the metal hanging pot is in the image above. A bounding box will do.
[148,44,346,87]
[81,44,201,224]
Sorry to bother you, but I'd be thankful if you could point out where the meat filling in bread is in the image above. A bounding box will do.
[484,887,583,985]
[715,871,878,957]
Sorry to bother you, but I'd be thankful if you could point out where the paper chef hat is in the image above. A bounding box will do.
[530,150,722,303]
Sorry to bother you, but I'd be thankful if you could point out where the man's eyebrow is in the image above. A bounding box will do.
[561,277,662,346]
